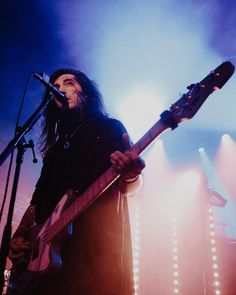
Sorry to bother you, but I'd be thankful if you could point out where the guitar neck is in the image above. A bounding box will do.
[132,120,169,154]
[47,119,169,241]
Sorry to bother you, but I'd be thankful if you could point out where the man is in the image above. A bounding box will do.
[8,69,145,294]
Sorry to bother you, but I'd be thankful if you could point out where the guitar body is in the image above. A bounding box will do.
[7,194,72,295]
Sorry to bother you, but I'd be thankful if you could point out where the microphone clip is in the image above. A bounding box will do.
[33,72,69,109]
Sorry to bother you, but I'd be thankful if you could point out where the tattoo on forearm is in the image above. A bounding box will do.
[13,205,36,238]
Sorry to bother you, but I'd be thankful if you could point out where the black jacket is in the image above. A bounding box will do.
[30,115,134,295]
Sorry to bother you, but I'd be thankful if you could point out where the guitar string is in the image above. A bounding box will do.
[30,150,122,252]
[31,212,73,250]
[30,198,86,251]
[30,118,98,250]
[30,125,144,250]
[30,171,109,250]
[30,159,129,252]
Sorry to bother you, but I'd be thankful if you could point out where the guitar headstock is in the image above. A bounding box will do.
[161,61,235,129]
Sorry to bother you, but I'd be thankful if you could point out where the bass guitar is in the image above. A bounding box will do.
[7,61,235,294]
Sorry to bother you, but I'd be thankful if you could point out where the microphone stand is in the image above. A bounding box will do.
[0,94,51,293]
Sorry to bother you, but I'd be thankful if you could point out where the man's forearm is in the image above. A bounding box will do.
[12,204,36,239]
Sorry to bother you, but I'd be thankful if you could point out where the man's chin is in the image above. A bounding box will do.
[68,102,80,110]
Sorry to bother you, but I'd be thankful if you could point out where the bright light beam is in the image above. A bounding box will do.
[168,169,201,211]
[200,144,236,239]
[119,89,165,142]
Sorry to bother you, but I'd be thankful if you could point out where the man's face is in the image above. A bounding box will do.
[53,73,84,110]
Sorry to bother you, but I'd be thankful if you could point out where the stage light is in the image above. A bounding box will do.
[119,89,165,141]
[198,147,204,153]
[134,228,140,235]
[173,239,178,245]
[214,280,220,286]
[207,190,227,207]
[206,208,222,295]
[154,139,163,148]
[173,247,178,253]
[173,280,179,285]
[212,255,217,261]
[133,267,139,274]
[133,259,140,266]
[133,244,140,250]
[173,263,178,268]
[131,205,141,294]
[172,212,181,294]
[173,272,179,277]
[221,134,231,142]
[173,255,178,261]
[133,252,140,258]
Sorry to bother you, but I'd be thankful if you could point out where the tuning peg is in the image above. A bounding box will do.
[187,83,195,90]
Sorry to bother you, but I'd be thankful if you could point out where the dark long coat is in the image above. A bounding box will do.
[29,115,134,295]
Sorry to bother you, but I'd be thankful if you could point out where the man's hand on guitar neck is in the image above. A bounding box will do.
[110,133,145,180]
[110,133,145,196]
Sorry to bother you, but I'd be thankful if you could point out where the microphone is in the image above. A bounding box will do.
[33,72,68,106]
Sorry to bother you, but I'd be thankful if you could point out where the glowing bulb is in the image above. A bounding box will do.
[173,240,178,245]
[173,280,179,285]
[198,147,204,153]
[173,255,178,261]
[212,255,217,261]
[221,134,230,141]
[134,275,139,282]
[173,272,179,277]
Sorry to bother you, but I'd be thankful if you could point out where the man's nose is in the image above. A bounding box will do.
[58,85,66,93]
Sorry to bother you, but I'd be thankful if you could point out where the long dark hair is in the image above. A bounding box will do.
[39,68,107,156]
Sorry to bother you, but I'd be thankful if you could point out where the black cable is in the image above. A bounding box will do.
[0,72,34,223]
